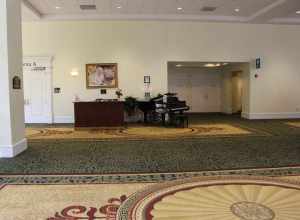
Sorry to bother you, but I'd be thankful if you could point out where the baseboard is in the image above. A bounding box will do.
[241,112,250,119]
[0,138,28,158]
[244,112,300,120]
[54,116,74,124]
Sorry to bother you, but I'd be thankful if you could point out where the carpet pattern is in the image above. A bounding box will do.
[286,122,300,128]
[26,124,254,141]
[1,174,300,220]
[117,176,300,220]
[1,115,299,175]
[2,166,300,185]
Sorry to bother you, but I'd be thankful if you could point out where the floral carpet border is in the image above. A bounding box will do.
[1,166,300,185]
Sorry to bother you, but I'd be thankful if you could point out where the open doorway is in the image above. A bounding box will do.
[167,61,250,118]
[231,71,243,115]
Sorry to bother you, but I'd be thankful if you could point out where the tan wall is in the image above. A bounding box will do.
[22,21,300,121]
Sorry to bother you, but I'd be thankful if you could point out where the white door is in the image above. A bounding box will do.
[23,57,53,123]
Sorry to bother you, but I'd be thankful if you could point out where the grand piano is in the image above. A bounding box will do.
[138,93,190,125]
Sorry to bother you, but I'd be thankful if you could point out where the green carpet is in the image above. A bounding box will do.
[1,114,300,174]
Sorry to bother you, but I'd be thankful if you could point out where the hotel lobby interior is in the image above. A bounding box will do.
[1,0,300,219]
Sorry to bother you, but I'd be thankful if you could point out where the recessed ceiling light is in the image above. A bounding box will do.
[117,5,122,9]
[176,64,183,67]
[177,7,183,11]
[55,6,61,9]
[296,10,300,14]
[234,8,240,12]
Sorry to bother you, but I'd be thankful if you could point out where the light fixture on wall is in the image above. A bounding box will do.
[204,63,217,67]
[70,69,79,77]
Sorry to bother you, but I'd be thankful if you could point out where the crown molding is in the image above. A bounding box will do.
[36,14,248,23]
[21,0,300,25]
[22,0,42,20]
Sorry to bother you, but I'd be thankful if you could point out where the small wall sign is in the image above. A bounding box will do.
[54,88,61,94]
[12,76,22,89]
[256,58,261,69]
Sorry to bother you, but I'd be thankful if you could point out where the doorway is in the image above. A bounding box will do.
[231,71,243,114]
[167,61,250,117]
[23,56,53,124]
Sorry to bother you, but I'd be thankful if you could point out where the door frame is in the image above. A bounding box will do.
[23,56,54,124]
[231,70,243,114]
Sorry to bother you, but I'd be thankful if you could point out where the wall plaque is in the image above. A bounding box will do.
[12,76,22,90]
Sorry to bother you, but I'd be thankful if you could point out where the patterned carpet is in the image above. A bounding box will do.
[287,122,300,128]
[118,176,300,220]
[2,115,300,219]
[1,172,300,220]
[26,124,254,141]
[0,115,299,174]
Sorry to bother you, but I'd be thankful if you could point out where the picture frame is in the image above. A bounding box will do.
[86,63,118,89]
[144,76,151,84]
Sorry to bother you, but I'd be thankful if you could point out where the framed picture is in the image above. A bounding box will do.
[86,63,118,89]
[144,76,151,84]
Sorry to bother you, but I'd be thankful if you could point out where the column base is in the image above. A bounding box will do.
[0,138,27,158]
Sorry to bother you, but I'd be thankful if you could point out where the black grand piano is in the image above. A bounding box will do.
[137,93,190,127]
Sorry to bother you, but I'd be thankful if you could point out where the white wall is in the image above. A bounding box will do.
[22,21,300,122]
[168,66,222,113]
[0,0,27,157]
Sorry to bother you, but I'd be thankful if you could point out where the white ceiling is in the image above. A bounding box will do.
[22,0,300,24]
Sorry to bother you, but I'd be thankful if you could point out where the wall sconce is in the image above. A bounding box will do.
[70,69,79,77]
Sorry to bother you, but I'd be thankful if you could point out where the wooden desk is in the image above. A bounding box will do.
[74,101,124,127]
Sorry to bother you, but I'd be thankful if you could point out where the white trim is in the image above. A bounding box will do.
[247,0,286,22]
[244,112,300,120]
[54,116,74,124]
[241,112,250,119]
[22,0,42,19]
[0,138,27,158]
[269,17,300,24]
[39,14,248,23]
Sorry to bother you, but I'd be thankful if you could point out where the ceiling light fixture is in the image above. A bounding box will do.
[117,5,122,9]
[55,6,61,9]
[177,7,183,11]
[234,8,240,12]
[204,63,216,67]
[176,64,183,67]
[296,10,300,14]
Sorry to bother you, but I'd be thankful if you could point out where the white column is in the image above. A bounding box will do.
[0,0,27,158]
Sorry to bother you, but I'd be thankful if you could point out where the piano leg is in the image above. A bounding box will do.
[144,111,148,123]
[162,113,166,126]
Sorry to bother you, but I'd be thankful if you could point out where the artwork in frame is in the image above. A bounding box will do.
[86,63,118,89]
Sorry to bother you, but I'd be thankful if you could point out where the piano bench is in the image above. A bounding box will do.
[173,114,189,128]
